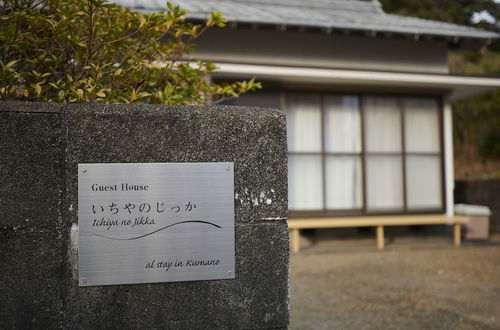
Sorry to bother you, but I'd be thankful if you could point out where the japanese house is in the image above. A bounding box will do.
[116,0,500,249]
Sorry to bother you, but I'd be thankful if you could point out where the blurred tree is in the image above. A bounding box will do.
[0,0,260,104]
[379,0,467,24]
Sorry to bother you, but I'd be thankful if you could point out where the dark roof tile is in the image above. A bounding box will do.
[113,0,498,39]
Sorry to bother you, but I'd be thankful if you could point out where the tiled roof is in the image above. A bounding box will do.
[113,0,499,40]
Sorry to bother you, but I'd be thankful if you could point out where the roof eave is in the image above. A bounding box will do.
[184,15,499,48]
[209,62,500,100]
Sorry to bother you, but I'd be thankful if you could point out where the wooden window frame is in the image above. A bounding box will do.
[287,92,446,218]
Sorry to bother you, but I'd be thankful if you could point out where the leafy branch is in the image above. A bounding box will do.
[0,0,261,104]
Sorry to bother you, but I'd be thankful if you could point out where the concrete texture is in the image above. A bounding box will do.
[0,102,64,329]
[62,104,287,224]
[290,239,500,330]
[64,222,289,329]
[0,104,63,227]
[0,102,289,329]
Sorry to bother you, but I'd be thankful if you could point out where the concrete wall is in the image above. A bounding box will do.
[194,28,449,74]
[455,179,500,234]
[0,103,65,328]
[0,102,289,329]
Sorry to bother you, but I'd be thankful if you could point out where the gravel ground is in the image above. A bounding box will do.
[290,237,500,330]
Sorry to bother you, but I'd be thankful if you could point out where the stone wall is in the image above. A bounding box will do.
[0,102,289,329]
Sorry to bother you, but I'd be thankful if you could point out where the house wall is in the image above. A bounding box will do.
[194,28,449,74]
[205,27,454,218]
[223,91,454,217]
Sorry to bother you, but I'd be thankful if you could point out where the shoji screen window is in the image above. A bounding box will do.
[324,96,363,210]
[287,94,323,210]
[287,93,444,215]
[287,94,363,212]
[364,97,404,211]
[363,96,443,213]
[403,98,442,210]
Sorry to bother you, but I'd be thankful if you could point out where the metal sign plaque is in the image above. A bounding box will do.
[78,162,235,286]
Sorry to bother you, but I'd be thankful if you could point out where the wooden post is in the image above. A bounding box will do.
[291,228,300,253]
[454,223,461,246]
[376,225,385,250]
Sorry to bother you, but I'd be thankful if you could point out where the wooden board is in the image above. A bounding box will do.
[288,214,469,229]
[287,214,469,253]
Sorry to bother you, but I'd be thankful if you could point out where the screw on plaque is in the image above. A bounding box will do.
[82,168,87,173]
[82,278,88,284]
[227,271,233,277]
[226,166,231,171]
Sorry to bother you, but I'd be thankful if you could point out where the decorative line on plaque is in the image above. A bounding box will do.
[92,220,222,241]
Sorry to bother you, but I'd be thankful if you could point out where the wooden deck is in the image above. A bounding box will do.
[288,214,469,252]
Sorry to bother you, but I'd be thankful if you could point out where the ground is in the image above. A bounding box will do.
[290,232,500,330]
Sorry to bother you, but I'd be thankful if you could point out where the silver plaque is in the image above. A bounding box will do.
[78,162,235,286]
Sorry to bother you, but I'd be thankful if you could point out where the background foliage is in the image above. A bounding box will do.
[0,0,260,104]
[380,0,500,178]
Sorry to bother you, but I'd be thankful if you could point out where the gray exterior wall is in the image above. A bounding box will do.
[0,101,289,329]
[195,28,449,74]
[0,103,65,328]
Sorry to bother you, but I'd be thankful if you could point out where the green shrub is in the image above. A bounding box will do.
[0,0,261,104]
